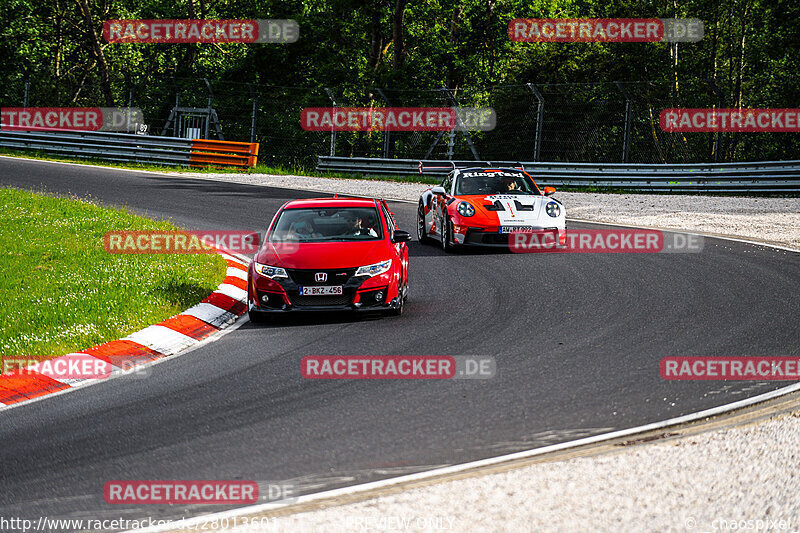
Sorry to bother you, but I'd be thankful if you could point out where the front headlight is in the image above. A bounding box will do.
[545,201,561,218]
[254,262,288,279]
[355,259,392,277]
[457,201,475,217]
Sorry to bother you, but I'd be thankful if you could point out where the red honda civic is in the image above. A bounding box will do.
[247,197,410,323]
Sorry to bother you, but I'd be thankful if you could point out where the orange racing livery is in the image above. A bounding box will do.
[416,164,566,251]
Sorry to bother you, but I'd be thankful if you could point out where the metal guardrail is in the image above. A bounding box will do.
[318,156,800,193]
[0,130,258,168]
[189,139,259,168]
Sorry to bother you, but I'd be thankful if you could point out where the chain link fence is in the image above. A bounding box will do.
[2,74,798,168]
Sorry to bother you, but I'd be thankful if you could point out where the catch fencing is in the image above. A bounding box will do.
[3,74,800,169]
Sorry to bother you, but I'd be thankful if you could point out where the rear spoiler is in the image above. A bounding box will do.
[418,161,456,174]
[418,161,527,173]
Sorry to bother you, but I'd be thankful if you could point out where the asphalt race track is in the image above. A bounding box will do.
[2,157,799,529]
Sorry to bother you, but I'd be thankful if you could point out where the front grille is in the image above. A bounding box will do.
[466,231,509,245]
[285,267,361,307]
[287,268,357,285]
[291,293,352,307]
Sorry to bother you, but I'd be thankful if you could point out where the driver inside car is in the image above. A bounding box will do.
[500,177,521,192]
[344,212,378,237]
[287,217,321,239]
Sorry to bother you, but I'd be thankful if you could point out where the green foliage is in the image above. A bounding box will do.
[1,0,798,162]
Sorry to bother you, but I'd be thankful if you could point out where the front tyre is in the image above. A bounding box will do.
[388,279,405,316]
[441,216,455,252]
[417,203,430,243]
[248,303,270,325]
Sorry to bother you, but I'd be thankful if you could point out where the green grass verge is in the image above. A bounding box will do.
[0,187,227,362]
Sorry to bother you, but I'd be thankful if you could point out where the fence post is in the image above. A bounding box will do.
[203,78,213,139]
[171,77,182,137]
[124,72,134,133]
[526,83,544,162]
[375,87,391,158]
[249,84,258,143]
[442,86,480,160]
[706,79,724,163]
[614,82,633,163]
[23,78,30,108]
[324,88,337,157]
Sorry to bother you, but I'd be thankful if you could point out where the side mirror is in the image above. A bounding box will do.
[392,229,412,243]
[431,186,447,196]
[544,186,556,196]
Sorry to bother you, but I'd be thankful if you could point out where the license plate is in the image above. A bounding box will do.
[499,226,537,233]
[298,285,343,296]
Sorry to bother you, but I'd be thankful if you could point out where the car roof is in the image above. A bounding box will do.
[282,197,377,209]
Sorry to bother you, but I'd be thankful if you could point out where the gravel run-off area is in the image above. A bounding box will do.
[171,171,800,533]
[179,171,800,250]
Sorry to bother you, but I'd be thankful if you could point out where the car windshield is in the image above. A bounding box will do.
[454,171,540,195]
[269,206,383,242]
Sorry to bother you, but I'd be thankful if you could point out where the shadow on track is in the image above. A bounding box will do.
[407,240,514,258]
[241,309,393,329]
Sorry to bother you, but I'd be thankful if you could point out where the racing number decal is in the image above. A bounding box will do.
[505,201,516,218]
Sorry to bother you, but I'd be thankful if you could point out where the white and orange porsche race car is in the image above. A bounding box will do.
[416,164,566,251]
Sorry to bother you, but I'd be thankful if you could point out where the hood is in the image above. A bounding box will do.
[459,194,543,222]
[255,240,387,270]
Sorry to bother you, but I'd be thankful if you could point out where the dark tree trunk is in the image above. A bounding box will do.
[392,0,408,69]
[74,0,114,106]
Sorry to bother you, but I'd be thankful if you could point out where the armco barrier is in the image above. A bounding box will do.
[0,130,258,168]
[190,139,259,168]
[317,156,800,193]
